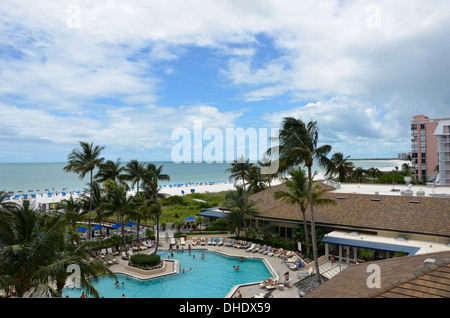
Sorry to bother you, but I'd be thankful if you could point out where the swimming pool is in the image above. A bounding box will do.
[62,249,272,298]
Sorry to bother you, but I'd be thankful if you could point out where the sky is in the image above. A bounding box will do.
[1,0,450,163]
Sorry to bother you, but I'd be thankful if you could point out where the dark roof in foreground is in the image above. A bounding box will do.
[305,251,450,298]
[250,183,450,237]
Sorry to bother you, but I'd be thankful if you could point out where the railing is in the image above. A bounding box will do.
[311,262,342,277]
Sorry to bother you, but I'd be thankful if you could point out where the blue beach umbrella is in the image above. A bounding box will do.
[125,221,136,226]
[76,227,89,232]
[111,223,122,229]
[92,224,104,230]
[185,216,196,221]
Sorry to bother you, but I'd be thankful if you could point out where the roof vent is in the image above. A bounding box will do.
[370,198,381,202]
[409,200,420,204]
[424,258,436,265]
[337,197,346,200]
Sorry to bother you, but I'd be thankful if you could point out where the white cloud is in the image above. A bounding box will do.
[1,0,449,161]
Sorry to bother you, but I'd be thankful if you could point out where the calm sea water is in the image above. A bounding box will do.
[0,160,394,193]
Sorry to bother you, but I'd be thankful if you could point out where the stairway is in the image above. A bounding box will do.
[317,261,346,279]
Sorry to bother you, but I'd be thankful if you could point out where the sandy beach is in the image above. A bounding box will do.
[7,159,410,207]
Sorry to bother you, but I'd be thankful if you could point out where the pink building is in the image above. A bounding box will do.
[410,115,450,181]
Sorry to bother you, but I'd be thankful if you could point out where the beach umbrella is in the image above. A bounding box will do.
[111,223,122,229]
[76,227,89,232]
[185,216,196,220]
[125,221,136,226]
[92,224,104,230]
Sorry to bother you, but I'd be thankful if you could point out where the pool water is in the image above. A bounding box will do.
[62,249,272,298]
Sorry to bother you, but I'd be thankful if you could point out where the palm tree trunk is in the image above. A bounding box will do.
[154,217,159,254]
[308,164,322,285]
[301,208,311,256]
[88,169,93,241]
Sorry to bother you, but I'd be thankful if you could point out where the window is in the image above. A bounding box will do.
[420,124,426,129]
[421,159,426,164]
[422,170,427,176]
[421,153,426,158]
[411,124,417,130]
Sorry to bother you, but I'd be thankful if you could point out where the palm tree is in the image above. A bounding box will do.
[366,167,382,179]
[94,158,127,187]
[123,159,148,195]
[60,196,85,230]
[225,157,256,190]
[246,165,267,194]
[37,216,116,297]
[352,167,366,183]
[267,117,332,284]
[143,163,170,187]
[101,185,137,258]
[224,185,259,237]
[148,200,163,254]
[274,168,312,256]
[0,200,65,297]
[323,152,355,182]
[64,141,105,240]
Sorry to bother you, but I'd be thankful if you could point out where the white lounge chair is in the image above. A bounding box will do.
[250,244,260,253]
[263,246,272,255]
[207,237,212,245]
[180,237,186,245]
[200,238,206,245]
[218,238,224,246]
[170,237,176,245]
[246,243,256,252]
[225,239,235,246]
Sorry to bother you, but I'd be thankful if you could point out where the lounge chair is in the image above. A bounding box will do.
[242,241,252,249]
[249,244,260,252]
[170,237,176,245]
[207,237,212,245]
[200,238,206,245]
[212,237,218,245]
[192,237,197,245]
[246,243,256,252]
[225,239,235,246]
[218,238,224,246]
[256,244,267,253]
[180,237,186,245]
[263,246,272,255]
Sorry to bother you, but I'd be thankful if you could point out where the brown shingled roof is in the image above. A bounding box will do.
[250,183,450,237]
[305,251,450,298]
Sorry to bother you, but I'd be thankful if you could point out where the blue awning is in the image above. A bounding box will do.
[321,236,420,255]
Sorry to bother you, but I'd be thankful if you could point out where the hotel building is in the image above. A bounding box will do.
[410,115,450,181]
[435,120,450,186]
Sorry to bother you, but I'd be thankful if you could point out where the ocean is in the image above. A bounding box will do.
[0,160,395,193]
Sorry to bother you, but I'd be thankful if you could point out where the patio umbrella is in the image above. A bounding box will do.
[185,216,196,220]
[76,227,89,232]
[125,221,136,226]
[111,223,122,229]
[92,224,104,230]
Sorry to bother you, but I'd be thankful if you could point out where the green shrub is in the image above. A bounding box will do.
[130,254,161,267]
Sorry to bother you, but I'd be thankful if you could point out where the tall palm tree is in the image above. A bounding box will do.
[148,200,163,254]
[101,185,137,259]
[323,152,355,182]
[224,185,259,237]
[274,168,312,256]
[366,167,382,179]
[143,163,170,187]
[94,158,127,187]
[267,117,332,284]
[64,141,105,240]
[123,159,147,195]
[225,157,256,190]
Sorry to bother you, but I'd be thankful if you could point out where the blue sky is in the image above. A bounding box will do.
[1,0,450,163]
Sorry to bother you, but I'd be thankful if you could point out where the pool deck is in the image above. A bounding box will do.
[108,239,308,298]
